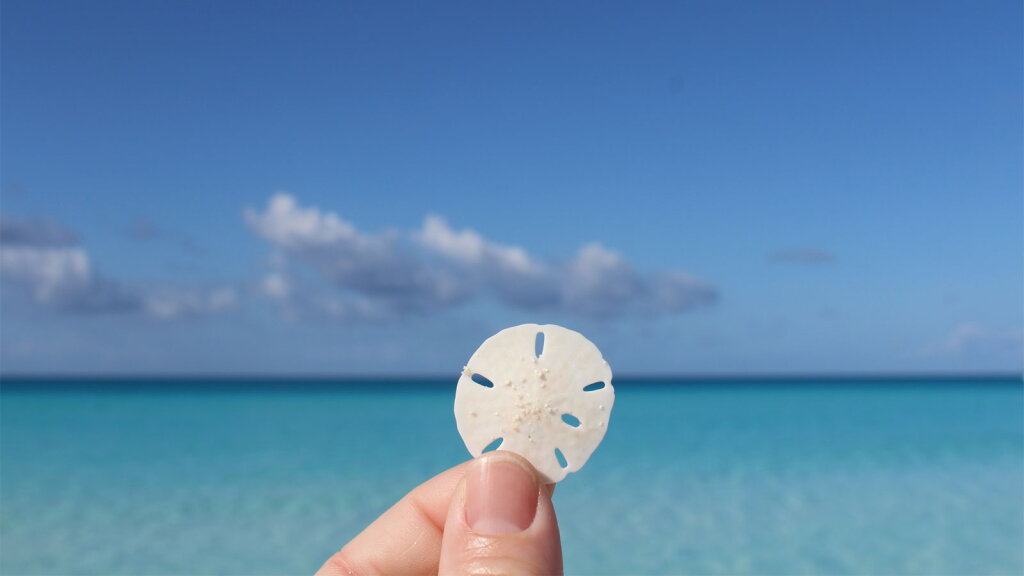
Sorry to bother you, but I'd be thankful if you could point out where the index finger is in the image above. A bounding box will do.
[316,459,472,576]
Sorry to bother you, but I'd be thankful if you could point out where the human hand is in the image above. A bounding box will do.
[316,451,563,575]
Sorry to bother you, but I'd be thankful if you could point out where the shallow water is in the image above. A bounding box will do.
[2,378,1021,575]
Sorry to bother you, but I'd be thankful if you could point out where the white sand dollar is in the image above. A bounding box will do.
[454,324,614,483]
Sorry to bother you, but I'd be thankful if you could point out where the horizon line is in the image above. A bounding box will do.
[2,371,1021,382]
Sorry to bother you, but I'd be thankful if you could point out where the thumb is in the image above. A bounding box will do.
[438,451,563,575]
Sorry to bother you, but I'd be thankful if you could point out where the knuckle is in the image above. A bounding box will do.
[455,536,548,576]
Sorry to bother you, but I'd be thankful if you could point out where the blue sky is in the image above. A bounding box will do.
[2,1,1021,375]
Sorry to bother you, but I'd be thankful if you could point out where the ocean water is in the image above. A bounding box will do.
[1,377,1021,575]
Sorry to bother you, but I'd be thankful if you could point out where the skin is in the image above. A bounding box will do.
[316,452,562,576]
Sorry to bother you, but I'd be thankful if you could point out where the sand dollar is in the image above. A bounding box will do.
[454,324,614,483]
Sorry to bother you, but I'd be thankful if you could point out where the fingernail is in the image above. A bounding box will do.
[465,455,539,534]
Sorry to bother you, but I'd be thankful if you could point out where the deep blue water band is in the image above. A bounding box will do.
[1,374,1019,393]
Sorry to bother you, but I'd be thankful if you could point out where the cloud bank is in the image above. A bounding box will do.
[4,196,718,323]
[245,193,718,320]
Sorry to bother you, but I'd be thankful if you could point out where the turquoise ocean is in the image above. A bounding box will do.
[2,377,1021,575]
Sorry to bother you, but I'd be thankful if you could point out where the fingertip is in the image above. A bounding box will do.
[466,454,540,534]
[439,451,563,575]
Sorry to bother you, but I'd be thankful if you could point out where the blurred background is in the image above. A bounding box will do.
[2,1,1021,574]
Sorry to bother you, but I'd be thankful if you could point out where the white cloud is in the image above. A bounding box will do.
[0,246,92,303]
[245,194,469,315]
[563,243,640,316]
[0,239,141,314]
[246,193,719,320]
[244,193,361,248]
[561,243,717,317]
[416,214,540,274]
[1,214,239,318]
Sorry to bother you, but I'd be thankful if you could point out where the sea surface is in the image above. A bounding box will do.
[1,377,1021,575]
